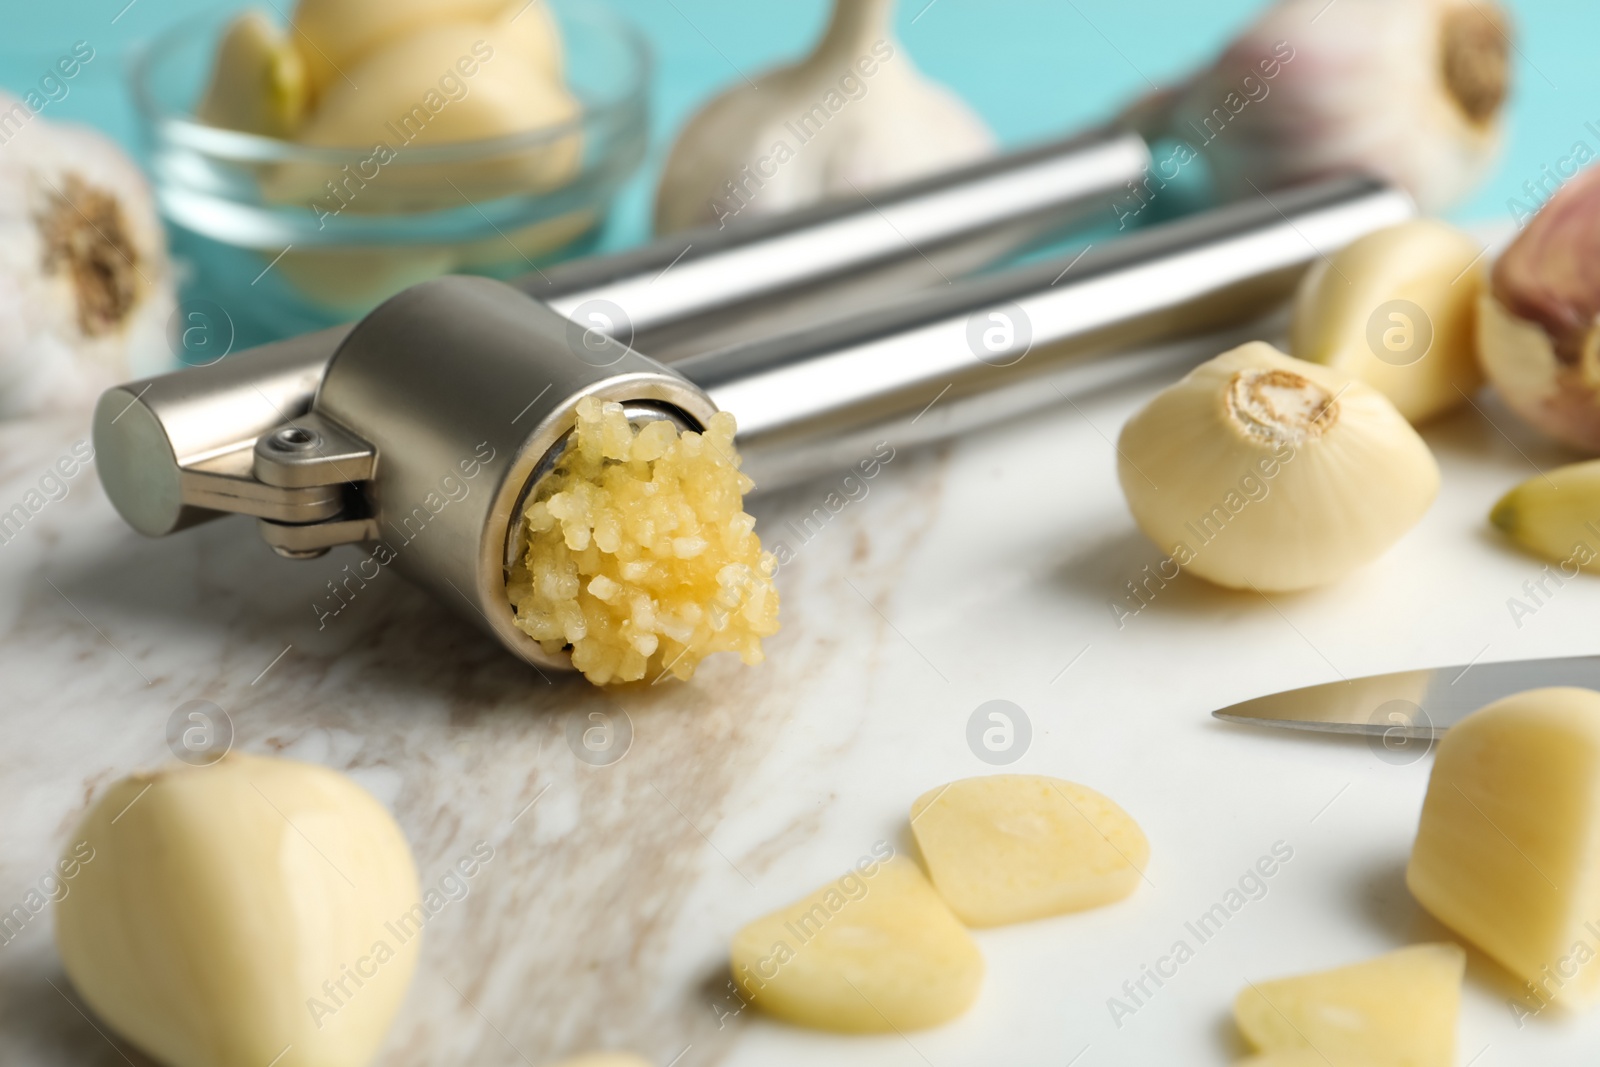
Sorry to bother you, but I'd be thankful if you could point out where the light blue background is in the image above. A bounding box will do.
[0,0,1590,250]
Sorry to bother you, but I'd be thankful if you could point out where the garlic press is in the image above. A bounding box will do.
[94,156,1412,671]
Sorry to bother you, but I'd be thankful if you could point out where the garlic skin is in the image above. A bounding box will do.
[1290,220,1485,424]
[1489,460,1600,572]
[1116,342,1439,592]
[291,0,561,100]
[196,11,310,137]
[55,753,422,1067]
[0,94,175,418]
[1123,0,1509,213]
[653,0,994,235]
[1477,164,1600,452]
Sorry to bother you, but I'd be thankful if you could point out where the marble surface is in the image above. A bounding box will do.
[4,357,1600,1067]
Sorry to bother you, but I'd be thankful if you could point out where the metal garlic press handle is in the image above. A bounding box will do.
[93,128,1147,539]
[682,175,1417,491]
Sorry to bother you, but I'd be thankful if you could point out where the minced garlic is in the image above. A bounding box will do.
[507,397,779,685]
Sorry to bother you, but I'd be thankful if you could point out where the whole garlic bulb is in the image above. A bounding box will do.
[1122,0,1509,213]
[56,753,422,1067]
[1117,342,1439,592]
[1477,163,1600,452]
[653,0,994,235]
[1290,219,1485,424]
[291,0,561,100]
[0,94,175,418]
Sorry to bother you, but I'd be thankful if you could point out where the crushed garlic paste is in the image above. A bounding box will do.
[507,397,779,685]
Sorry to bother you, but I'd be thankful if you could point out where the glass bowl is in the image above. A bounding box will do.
[130,0,649,349]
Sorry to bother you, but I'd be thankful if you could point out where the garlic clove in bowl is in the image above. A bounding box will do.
[281,18,581,208]
[1477,163,1600,452]
[55,753,422,1067]
[291,0,562,100]
[196,11,310,138]
[1116,342,1440,593]
[1290,219,1485,424]
[1122,0,1510,214]
[652,0,994,235]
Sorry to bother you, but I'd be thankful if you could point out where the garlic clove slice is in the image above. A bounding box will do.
[55,753,422,1067]
[729,855,983,1033]
[291,0,561,100]
[1122,0,1509,214]
[909,775,1148,927]
[652,0,994,235]
[1234,944,1465,1066]
[197,11,310,138]
[1116,342,1440,592]
[1477,163,1600,452]
[1290,219,1485,424]
[1489,459,1600,571]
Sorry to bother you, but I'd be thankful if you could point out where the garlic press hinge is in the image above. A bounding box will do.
[245,413,379,559]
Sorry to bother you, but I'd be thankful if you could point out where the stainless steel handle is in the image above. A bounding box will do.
[678,175,1416,491]
[94,128,1147,537]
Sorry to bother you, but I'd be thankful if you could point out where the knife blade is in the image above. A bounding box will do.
[1211,655,1600,738]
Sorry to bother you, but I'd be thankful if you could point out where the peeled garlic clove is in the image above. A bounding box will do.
[1407,687,1600,1008]
[1116,342,1439,592]
[1477,163,1600,451]
[196,11,310,137]
[0,93,176,417]
[55,753,422,1067]
[290,21,580,196]
[729,855,983,1033]
[909,775,1148,927]
[1122,0,1508,213]
[1290,220,1485,424]
[291,0,561,99]
[653,0,994,235]
[548,1057,653,1067]
[1234,944,1465,1066]
[1489,460,1600,571]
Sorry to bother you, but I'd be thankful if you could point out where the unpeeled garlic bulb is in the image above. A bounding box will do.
[1477,163,1600,452]
[196,11,309,137]
[291,0,561,100]
[653,0,994,235]
[1122,0,1509,213]
[1116,342,1440,592]
[56,753,422,1067]
[1290,220,1485,424]
[0,93,175,417]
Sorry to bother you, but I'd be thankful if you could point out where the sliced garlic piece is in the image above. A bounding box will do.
[1122,0,1509,213]
[1116,342,1439,592]
[197,11,310,137]
[1407,687,1600,1008]
[653,0,993,234]
[1234,944,1465,1066]
[729,855,983,1033]
[55,753,422,1067]
[1477,163,1600,452]
[1489,460,1600,571]
[291,0,561,99]
[909,775,1148,927]
[1291,220,1485,424]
